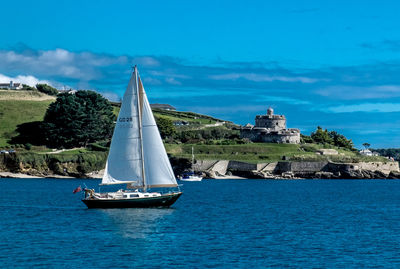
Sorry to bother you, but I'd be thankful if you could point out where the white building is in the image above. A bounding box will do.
[0,81,23,90]
[359,149,379,156]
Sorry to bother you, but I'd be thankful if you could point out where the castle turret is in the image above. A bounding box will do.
[255,108,286,130]
[240,107,300,144]
[240,106,300,144]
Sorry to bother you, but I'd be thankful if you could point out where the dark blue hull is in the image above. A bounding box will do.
[82,192,182,209]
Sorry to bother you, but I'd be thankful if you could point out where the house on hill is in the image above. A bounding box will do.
[150,103,176,111]
[0,81,23,90]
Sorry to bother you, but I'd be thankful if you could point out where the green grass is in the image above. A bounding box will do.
[112,105,222,125]
[166,143,303,163]
[0,90,54,100]
[152,108,221,125]
[0,100,54,147]
[165,143,390,163]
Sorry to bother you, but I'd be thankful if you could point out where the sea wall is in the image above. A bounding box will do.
[196,159,400,179]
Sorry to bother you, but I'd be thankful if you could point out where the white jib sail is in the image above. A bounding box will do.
[139,76,178,188]
[101,71,143,185]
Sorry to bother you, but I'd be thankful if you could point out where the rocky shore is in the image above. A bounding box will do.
[1,156,400,180]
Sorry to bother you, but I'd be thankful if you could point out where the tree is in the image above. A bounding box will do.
[311,126,333,144]
[41,90,114,148]
[155,117,176,139]
[20,84,36,91]
[300,134,314,144]
[36,84,59,96]
[329,131,354,150]
[362,143,371,149]
[309,127,355,150]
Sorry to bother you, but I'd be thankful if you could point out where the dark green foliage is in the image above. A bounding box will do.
[88,142,109,152]
[24,143,32,150]
[307,126,355,150]
[311,126,333,144]
[363,143,371,149]
[42,91,115,148]
[372,148,400,161]
[155,116,176,139]
[10,121,45,145]
[36,84,59,96]
[1,151,108,176]
[176,127,239,143]
[329,131,354,150]
[300,134,314,144]
[20,84,36,91]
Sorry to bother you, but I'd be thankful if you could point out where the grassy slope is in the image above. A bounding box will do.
[152,108,221,124]
[165,143,388,163]
[0,90,55,101]
[0,99,54,147]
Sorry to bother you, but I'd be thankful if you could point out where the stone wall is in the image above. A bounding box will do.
[195,159,400,179]
[255,115,286,130]
[240,128,300,144]
[193,160,219,171]
[228,161,257,171]
[327,161,400,176]
[278,161,329,173]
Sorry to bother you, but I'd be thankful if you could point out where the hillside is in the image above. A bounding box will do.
[0,98,55,147]
[0,90,390,165]
[111,103,227,126]
[0,91,228,147]
[0,90,56,101]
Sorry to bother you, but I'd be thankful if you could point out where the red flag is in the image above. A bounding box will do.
[73,186,82,194]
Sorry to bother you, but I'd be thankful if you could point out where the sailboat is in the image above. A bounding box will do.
[179,146,203,182]
[82,66,182,208]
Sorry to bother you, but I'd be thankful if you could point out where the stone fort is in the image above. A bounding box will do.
[240,107,300,144]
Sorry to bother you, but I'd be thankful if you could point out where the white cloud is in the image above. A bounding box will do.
[316,85,400,100]
[0,73,51,87]
[325,103,400,113]
[165,77,181,85]
[209,73,320,83]
[101,91,121,102]
[134,56,160,67]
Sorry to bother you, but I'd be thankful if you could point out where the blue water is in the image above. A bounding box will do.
[1,178,400,268]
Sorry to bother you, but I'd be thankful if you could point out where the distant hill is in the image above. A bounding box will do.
[0,89,390,165]
[0,90,56,101]
[0,91,228,147]
[150,103,176,111]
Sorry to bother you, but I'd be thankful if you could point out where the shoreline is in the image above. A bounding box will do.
[0,172,101,179]
[1,171,399,180]
[0,171,246,180]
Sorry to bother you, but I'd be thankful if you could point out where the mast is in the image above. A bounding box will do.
[192,146,194,173]
[135,66,147,191]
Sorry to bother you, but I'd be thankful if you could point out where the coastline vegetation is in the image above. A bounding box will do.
[0,89,394,177]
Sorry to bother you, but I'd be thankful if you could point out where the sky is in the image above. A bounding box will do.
[1,0,400,148]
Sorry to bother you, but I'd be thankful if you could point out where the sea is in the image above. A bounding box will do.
[1,178,400,268]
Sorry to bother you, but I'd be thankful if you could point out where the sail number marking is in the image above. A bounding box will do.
[119,117,133,122]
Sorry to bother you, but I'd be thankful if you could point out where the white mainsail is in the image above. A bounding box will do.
[139,76,177,188]
[101,67,177,188]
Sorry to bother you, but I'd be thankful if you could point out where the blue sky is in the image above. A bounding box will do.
[1,0,400,148]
